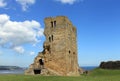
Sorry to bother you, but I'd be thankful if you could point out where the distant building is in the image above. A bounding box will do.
[25,16,82,76]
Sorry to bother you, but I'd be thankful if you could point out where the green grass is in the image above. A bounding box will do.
[0,69,120,81]
[89,68,120,76]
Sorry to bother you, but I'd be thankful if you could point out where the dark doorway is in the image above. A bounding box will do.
[39,59,44,65]
[34,69,41,74]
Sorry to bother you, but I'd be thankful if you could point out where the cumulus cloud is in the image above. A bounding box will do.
[13,46,25,54]
[0,0,7,8]
[0,14,44,54]
[55,0,78,4]
[30,51,35,55]
[16,0,36,11]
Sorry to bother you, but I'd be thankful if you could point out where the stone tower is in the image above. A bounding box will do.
[25,16,80,76]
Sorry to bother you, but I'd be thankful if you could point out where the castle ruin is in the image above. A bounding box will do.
[25,16,81,76]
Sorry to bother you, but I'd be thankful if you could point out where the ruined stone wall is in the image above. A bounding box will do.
[99,61,120,69]
[25,16,80,76]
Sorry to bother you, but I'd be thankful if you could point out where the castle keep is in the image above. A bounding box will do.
[25,16,80,76]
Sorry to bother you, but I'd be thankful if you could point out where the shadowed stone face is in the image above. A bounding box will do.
[25,16,82,76]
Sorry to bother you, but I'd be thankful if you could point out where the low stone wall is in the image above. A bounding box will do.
[99,61,120,69]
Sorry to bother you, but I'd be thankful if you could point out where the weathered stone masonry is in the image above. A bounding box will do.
[25,16,81,76]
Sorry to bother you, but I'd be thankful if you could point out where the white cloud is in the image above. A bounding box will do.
[0,0,7,8]
[13,46,24,54]
[16,0,36,11]
[55,0,78,4]
[30,51,35,55]
[0,14,44,53]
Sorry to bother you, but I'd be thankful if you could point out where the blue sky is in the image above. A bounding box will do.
[0,0,120,67]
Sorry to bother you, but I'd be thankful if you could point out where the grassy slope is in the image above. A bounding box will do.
[87,68,120,81]
[0,69,120,81]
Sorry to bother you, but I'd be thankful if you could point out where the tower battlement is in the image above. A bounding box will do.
[44,16,73,28]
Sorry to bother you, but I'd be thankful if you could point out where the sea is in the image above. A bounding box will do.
[81,66,98,71]
[0,69,25,74]
[0,66,98,74]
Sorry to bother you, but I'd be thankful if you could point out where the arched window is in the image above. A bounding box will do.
[51,21,53,27]
[73,52,75,54]
[52,35,53,41]
[49,37,51,42]
[54,21,56,27]
[69,50,71,54]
